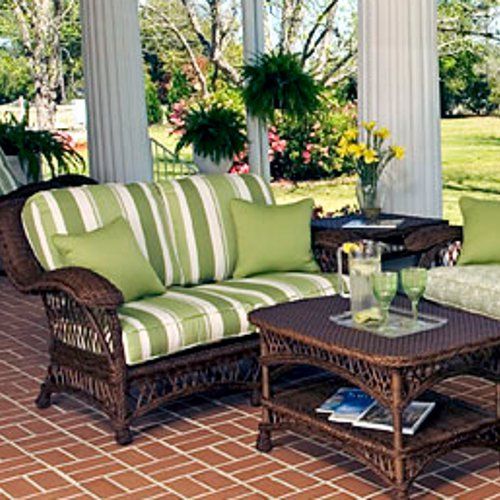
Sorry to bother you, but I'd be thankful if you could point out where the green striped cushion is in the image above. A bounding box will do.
[156,174,274,286]
[0,148,19,196]
[21,183,182,286]
[119,271,336,365]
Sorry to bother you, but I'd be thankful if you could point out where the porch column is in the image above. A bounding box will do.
[80,0,153,183]
[242,0,270,181]
[358,0,442,217]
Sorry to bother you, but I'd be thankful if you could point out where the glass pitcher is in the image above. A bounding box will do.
[337,240,382,317]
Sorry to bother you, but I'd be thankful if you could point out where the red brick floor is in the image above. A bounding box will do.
[0,276,498,499]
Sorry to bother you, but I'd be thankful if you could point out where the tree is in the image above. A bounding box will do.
[0,0,81,130]
[438,0,500,115]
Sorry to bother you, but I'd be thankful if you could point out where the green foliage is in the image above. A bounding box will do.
[0,114,84,181]
[145,72,163,124]
[175,104,246,163]
[440,49,496,116]
[166,68,193,106]
[270,94,356,181]
[242,52,322,121]
[0,50,32,103]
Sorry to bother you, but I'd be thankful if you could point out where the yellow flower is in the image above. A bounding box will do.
[362,120,376,132]
[374,127,390,140]
[336,145,349,158]
[391,145,405,160]
[338,136,348,148]
[347,143,362,159]
[363,149,378,164]
[342,242,360,254]
[343,128,358,142]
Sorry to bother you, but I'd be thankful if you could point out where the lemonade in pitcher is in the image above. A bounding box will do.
[337,240,381,318]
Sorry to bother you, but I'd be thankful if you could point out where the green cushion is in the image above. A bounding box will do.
[22,183,182,286]
[0,147,19,196]
[459,196,500,265]
[425,265,500,320]
[155,174,274,285]
[119,271,337,365]
[53,218,166,302]
[231,198,319,279]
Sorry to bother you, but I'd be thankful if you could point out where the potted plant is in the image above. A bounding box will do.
[336,121,405,220]
[242,51,322,122]
[0,114,84,183]
[175,104,247,174]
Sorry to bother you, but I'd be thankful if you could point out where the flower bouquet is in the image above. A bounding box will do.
[336,121,405,220]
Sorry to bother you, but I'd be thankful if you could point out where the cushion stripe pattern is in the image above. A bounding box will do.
[119,272,337,365]
[0,148,19,196]
[156,174,274,285]
[21,183,182,286]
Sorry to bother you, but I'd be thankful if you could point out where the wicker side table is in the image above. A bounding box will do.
[249,296,500,499]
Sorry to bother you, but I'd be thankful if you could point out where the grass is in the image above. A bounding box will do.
[272,116,500,224]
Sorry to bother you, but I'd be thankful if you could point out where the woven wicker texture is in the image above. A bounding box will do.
[249,296,500,365]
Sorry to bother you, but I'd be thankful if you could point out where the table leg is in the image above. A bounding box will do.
[497,383,499,473]
[391,369,408,499]
[256,334,272,452]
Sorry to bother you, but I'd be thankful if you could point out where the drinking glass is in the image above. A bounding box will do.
[372,272,398,326]
[400,267,428,323]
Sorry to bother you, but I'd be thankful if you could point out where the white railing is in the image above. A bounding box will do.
[150,137,198,181]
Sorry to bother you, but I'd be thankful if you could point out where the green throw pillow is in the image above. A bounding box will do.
[231,198,319,278]
[459,196,500,265]
[52,217,166,302]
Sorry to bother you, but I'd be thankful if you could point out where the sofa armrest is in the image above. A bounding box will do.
[29,267,124,309]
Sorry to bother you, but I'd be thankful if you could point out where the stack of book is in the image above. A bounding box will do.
[316,387,435,435]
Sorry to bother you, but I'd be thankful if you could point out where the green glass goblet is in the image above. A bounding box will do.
[372,272,398,326]
[400,267,427,323]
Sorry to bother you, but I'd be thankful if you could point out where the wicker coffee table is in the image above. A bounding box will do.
[249,296,500,499]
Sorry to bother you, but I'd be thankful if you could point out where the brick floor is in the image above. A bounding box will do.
[0,276,498,499]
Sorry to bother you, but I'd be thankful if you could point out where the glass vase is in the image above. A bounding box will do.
[356,180,381,221]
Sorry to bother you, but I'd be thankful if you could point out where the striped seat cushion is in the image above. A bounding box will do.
[119,272,337,365]
[21,183,182,286]
[119,273,336,365]
[0,148,19,196]
[156,174,274,286]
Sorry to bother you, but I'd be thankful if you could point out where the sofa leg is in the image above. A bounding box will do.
[251,386,261,406]
[35,382,52,409]
[115,426,133,445]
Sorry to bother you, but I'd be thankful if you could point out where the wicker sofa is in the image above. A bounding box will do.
[0,174,337,444]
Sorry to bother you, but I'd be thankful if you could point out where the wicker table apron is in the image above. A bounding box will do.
[249,296,500,499]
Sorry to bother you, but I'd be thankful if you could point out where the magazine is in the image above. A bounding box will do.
[316,388,374,423]
[342,218,404,229]
[353,401,435,435]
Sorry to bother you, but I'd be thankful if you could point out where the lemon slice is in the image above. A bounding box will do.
[354,307,383,325]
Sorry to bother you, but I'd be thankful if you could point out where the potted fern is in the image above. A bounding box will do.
[0,114,84,183]
[242,52,322,122]
[175,104,246,174]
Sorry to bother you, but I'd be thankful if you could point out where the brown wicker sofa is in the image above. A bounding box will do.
[0,174,337,444]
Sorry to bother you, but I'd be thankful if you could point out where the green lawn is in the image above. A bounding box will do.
[272,116,500,225]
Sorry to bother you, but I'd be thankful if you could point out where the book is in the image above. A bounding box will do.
[353,401,435,435]
[342,218,404,229]
[316,388,374,423]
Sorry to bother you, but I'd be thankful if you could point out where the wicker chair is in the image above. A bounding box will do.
[0,175,337,445]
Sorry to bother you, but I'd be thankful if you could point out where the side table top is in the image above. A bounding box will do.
[249,296,500,367]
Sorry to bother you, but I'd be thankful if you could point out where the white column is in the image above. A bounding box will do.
[358,0,442,217]
[242,0,270,181]
[80,0,153,183]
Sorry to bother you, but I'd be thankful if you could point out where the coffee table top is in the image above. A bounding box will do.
[249,296,500,366]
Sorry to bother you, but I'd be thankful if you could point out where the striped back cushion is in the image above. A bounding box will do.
[21,183,182,286]
[156,174,274,285]
[0,148,19,196]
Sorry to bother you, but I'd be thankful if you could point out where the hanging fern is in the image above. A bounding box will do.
[175,105,247,163]
[242,52,322,122]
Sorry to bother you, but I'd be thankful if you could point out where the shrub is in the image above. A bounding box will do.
[145,72,163,125]
[270,97,356,181]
